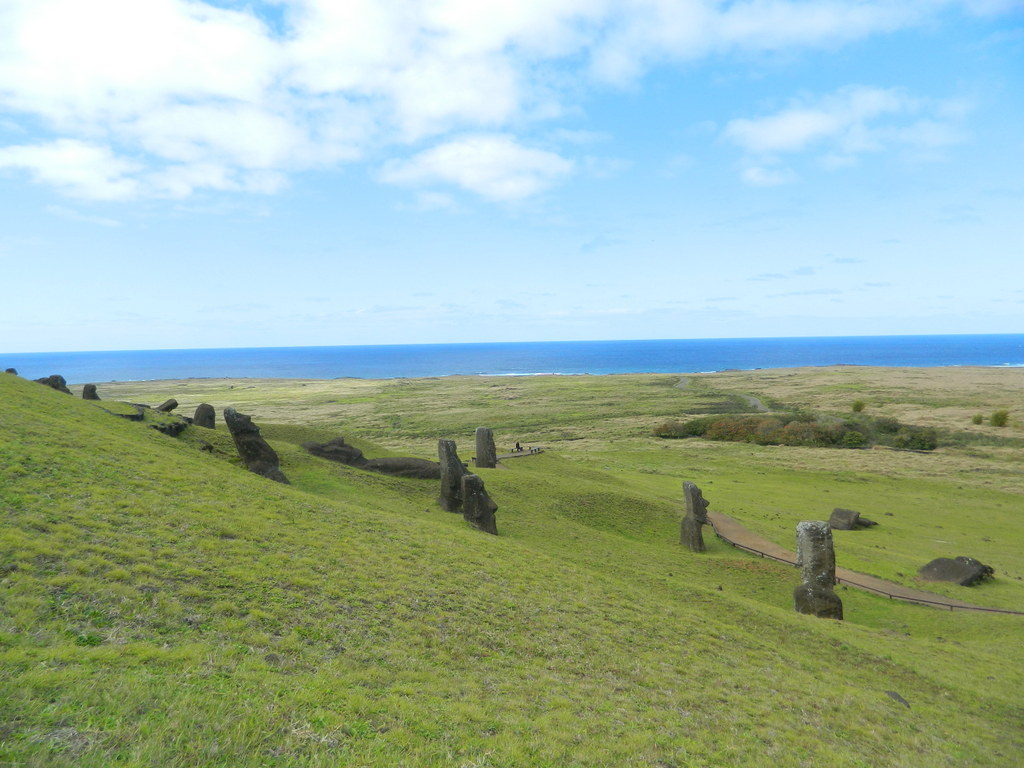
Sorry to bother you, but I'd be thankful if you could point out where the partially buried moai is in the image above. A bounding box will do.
[793,521,843,620]
[223,407,289,484]
[437,439,468,512]
[680,481,710,552]
[461,473,498,535]
[474,427,497,469]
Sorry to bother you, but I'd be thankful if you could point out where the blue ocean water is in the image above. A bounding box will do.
[4,335,1023,385]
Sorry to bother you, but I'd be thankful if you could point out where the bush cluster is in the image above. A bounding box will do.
[654,412,938,451]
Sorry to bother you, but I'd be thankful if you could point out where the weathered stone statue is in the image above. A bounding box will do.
[829,508,877,530]
[82,384,100,400]
[680,481,710,552]
[475,427,497,469]
[154,399,178,413]
[4,368,17,375]
[919,556,994,586]
[793,521,843,620]
[193,403,216,429]
[461,473,498,535]
[223,407,289,484]
[437,439,467,512]
[34,374,71,394]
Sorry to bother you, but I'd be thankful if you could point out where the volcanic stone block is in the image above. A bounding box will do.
[223,407,289,484]
[34,374,72,394]
[154,399,178,413]
[679,481,710,552]
[918,556,994,586]
[461,473,498,535]
[793,521,843,620]
[82,384,101,400]
[475,427,497,469]
[829,508,877,530]
[438,439,467,512]
[192,403,216,429]
[302,437,368,467]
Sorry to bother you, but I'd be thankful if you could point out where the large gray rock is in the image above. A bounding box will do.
[461,473,498,535]
[679,481,710,552]
[193,403,216,429]
[4,368,16,375]
[793,521,843,620]
[223,407,289,484]
[829,508,877,530]
[475,427,497,469]
[918,556,994,586]
[82,384,101,401]
[438,439,468,512]
[34,374,71,394]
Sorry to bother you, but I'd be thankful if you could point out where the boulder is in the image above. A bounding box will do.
[461,473,498,535]
[223,407,289,484]
[438,439,468,512]
[154,399,178,413]
[82,384,101,401]
[34,374,72,394]
[829,508,878,530]
[793,521,843,620]
[152,421,188,437]
[192,403,216,429]
[475,427,497,469]
[679,481,710,552]
[4,368,16,375]
[918,556,994,586]
[302,437,368,467]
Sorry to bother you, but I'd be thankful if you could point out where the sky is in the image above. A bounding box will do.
[1,0,1022,353]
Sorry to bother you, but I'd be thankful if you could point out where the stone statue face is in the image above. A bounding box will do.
[683,481,710,523]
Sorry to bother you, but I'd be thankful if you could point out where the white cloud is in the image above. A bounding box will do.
[379,134,572,201]
[0,140,140,200]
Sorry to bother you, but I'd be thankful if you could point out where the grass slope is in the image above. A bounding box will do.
[2,371,1023,767]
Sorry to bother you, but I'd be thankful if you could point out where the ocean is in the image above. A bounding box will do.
[4,335,1024,385]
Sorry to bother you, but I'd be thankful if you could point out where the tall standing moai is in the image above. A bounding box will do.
[438,439,468,512]
[475,427,497,469]
[223,407,289,484]
[793,521,844,620]
[680,481,710,552]
[461,473,498,535]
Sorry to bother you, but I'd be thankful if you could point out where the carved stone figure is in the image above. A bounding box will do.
[461,473,498,535]
[82,384,101,400]
[793,521,843,619]
[918,556,994,586]
[475,427,497,469]
[192,403,216,429]
[154,399,178,413]
[34,374,71,394]
[679,481,710,552]
[4,368,16,375]
[829,508,877,530]
[438,439,467,512]
[223,407,289,484]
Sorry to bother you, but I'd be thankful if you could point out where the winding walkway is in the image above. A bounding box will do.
[707,511,1023,615]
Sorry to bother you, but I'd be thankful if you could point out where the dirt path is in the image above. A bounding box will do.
[707,511,1022,614]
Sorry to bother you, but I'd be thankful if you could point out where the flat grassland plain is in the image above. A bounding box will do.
[2,366,1022,767]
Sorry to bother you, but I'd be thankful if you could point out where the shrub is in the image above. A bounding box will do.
[894,427,938,451]
[991,410,1010,427]
[873,417,901,434]
[842,430,867,448]
[972,414,984,425]
[852,400,866,413]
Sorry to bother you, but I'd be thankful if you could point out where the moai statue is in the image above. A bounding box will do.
[437,439,467,512]
[223,408,289,484]
[193,403,216,429]
[793,521,843,620]
[679,481,710,552]
[82,384,101,400]
[461,473,498,535]
[474,427,498,469]
[154,398,178,413]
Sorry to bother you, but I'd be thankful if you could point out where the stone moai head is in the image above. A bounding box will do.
[461,473,498,535]
[683,481,710,524]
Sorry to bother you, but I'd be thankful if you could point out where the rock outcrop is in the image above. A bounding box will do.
[192,403,216,429]
[438,439,468,512]
[679,481,710,552]
[461,473,498,534]
[793,521,843,620]
[34,374,71,394]
[82,384,101,401]
[474,427,497,469]
[918,556,994,586]
[829,508,877,530]
[223,407,289,484]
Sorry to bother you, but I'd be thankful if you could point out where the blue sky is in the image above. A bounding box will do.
[1,0,1021,353]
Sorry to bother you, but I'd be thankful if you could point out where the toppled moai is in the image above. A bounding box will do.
[303,437,441,478]
[793,521,843,620]
[192,403,216,429]
[829,508,877,530]
[679,481,710,552]
[4,368,17,375]
[461,473,498,535]
[223,407,289,484]
[437,439,468,512]
[82,384,101,400]
[154,399,178,413]
[919,556,994,586]
[474,427,497,469]
[34,374,71,394]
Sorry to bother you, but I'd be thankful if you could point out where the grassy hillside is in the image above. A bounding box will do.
[2,369,1023,767]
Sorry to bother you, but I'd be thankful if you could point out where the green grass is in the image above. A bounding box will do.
[2,371,1023,766]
